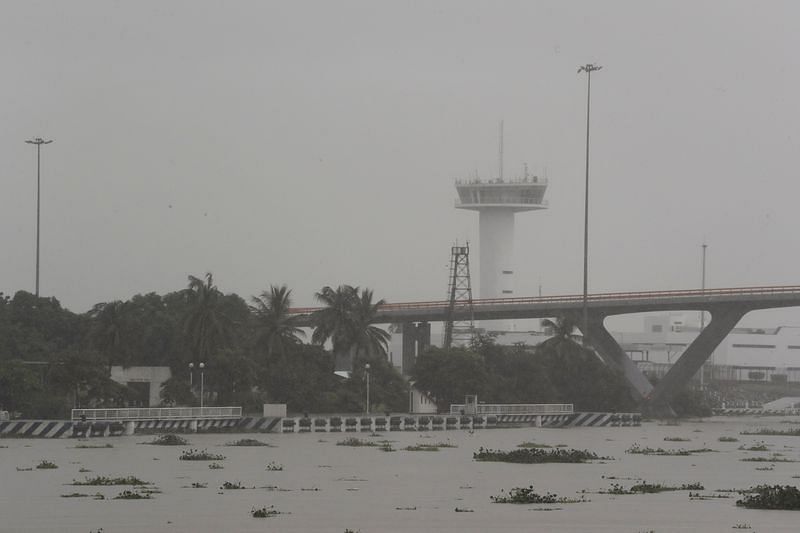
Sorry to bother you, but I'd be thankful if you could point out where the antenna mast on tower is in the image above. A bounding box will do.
[499,120,504,180]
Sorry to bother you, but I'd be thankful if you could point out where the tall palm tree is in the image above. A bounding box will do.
[350,288,390,359]
[311,285,358,355]
[183,273,231,363]
[311,285,390,363]
[250,284,305,361]
[88,300,129,366]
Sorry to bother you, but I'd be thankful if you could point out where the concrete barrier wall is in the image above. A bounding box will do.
[0,412,639,438]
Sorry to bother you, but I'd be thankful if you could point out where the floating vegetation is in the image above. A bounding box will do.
[179,449,225,461]
[191,482,207,488]
[79,467,92,473]
[517,442,553,449]
[251,505,280,518]
[491,486,587,504]
[688,492,732,500]
[739,443,769,452]
[144,434,189,446]
[379,443,395,452]
[718,436,739,442]
[36,460,58,469]
[16,467,32,471]
[625,444,715,456]
[756,466,774,471]
[225,438,274,447]
[663,437,691,442]
[61,492,92,498]
[404,444,441,452]
[732,524,752,529]
[74,443,113,449]
[474,447,607,464]
[454,507,474,512]
[741,456,796,463]
[395,506,417,511]
[71,475,148,486]
[741,428,800,436]
[220,481,250,490]
[208,463,224,470]
[265,461,283,471]
[736,485,800,510]
[114,490,151,500]
[337,437,378,447]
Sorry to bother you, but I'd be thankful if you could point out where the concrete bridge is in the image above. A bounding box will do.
[291,285,800,416]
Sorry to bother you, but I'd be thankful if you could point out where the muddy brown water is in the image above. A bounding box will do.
[2,416,800,532]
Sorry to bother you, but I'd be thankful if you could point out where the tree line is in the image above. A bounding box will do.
[0,279,642,419]
[0,276,407,418]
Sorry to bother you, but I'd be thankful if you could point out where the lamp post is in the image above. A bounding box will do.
[24,137,53,297]
[365,363,370,415]
[199,362,205,409]
[577,64,602,347]
[188,362,194,388]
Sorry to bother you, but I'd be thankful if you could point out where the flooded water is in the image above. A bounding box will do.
[2,416,800,532]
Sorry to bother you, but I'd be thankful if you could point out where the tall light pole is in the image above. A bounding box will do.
[578,64,602,346]
[365,363,371,415]
[25,137,53,297]
[188,362,194,387]
[199,362,205,409]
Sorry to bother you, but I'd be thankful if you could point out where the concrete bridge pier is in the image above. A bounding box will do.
[645,305,747,415]
[124,421,135,436]
[401,321,431,375]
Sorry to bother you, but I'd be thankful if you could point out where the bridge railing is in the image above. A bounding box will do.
[289,285,800,316]
[71,407,242,421]
[449,403,573,415]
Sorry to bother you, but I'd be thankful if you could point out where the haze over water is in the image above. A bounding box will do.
[2,417,800,532]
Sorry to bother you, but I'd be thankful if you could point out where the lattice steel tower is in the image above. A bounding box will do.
[443,244,475,348]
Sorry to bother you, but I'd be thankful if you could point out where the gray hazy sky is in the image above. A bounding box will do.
[2,1,799,328]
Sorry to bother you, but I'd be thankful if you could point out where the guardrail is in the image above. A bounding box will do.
[289,285,800,316]
[449,403,573,415]
[71,407,242,421]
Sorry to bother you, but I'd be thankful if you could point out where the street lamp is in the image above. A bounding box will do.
[188,362,194,387]
[577,64,602,347]
[24,137,53,297]
[199,362,205,409]
[365,363,371,415]
[700,242,708,389]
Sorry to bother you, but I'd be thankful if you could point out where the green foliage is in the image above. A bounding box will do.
[736,485,800,509]
[473,446,604,464]
[491,485,586,504]
[412,347,489,408]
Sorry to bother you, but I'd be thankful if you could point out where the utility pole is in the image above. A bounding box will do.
[578,64,602,346]
[25,137,53,297]
[700,242,708,389]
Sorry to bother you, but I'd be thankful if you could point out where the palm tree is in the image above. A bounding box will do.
[183,273,231,363]
[350,288,390,359]
[311,285,358,355]
[311,285,390,367]
[88,300,130,366]
[250,284,305,361]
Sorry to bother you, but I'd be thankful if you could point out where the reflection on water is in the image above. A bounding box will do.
[2,416,800,532]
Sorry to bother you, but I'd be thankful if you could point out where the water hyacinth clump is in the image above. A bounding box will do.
[736,485,800,510]
[741,428,800,437]
[226,438,274,447]
[251,505,280,518]
[71,475,148,486]
[179,449,225,461]
[474,447,606,464]
[74,443,114,449]
[36,460,58,469]
[491,485,586,504]
[336,437,378,447]
[625,444,714,456]
[145,434,189,446]
[718,436,739,442]
[114,490,151,500]
[265,461,283,471]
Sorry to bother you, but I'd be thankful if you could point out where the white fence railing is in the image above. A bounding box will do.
[71,407,242,421]
[449,403,573,415]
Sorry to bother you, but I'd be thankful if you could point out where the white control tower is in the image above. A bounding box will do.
[455,171,548,322]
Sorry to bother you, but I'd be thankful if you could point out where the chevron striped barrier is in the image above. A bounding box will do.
[496,412,641,427]
[713,408,800,417]
[0,420,74,438]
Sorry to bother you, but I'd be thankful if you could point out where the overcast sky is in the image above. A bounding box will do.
[2,1,799,329]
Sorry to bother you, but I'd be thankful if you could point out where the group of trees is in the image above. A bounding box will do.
[412,318,636,412]
[0,277,406,418]
[1,279,645,420]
